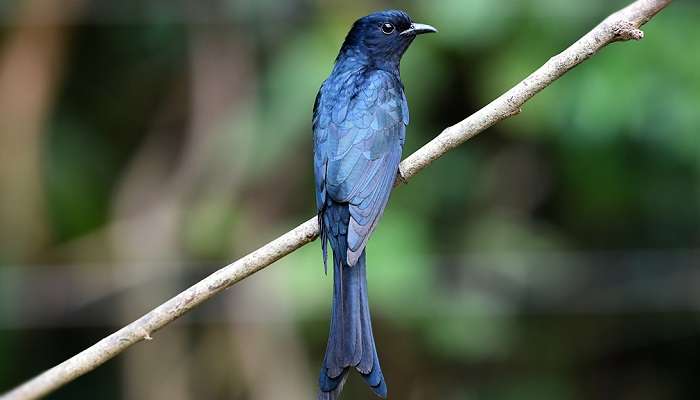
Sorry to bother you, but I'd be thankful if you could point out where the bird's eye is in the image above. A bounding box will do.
[381,23,395,35]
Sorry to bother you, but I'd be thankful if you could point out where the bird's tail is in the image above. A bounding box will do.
[318,250,387,400]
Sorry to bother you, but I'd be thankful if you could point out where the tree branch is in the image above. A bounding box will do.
[1,1,672,399]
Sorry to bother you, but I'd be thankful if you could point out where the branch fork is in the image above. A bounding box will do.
[612,20,645,40]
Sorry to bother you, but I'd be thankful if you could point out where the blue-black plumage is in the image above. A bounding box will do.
[313,10,436,399]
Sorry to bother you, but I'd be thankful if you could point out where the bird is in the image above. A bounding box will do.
[312,10,436,399]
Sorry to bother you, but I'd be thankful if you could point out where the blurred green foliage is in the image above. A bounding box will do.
[1,0,699,399]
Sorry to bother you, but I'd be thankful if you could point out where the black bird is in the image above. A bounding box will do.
[313,10,436,399]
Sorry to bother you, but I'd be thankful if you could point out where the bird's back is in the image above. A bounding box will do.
[313,67,408,266]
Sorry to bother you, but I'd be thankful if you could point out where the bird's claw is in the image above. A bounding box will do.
[396,168,408,185]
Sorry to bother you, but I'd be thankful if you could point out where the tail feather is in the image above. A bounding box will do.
[318,369,348,400]
[318,250,387,399]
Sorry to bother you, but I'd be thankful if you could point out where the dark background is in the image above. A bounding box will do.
[1,0,699,399]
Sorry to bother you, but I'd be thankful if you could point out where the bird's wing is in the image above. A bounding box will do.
[314,70,409,266]
[313,86,328,214]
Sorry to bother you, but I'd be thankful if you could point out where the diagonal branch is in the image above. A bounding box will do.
[0,0,672,399]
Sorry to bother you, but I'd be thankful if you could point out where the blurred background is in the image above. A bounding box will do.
[0,0,698,399]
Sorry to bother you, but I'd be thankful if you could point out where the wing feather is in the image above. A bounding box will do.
[315,69,408,266]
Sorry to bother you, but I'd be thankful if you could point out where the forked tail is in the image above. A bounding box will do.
[318,251,386,399]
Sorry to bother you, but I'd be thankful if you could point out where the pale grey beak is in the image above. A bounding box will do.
[400,23,438,36]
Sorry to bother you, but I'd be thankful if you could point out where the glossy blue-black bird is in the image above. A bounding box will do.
[313,10,436,399]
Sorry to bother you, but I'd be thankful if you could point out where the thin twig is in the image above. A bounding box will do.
[1,1,672,399]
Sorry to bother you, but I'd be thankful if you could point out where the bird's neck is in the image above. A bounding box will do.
[333,46,402,77]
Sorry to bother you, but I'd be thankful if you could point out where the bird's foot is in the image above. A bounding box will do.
[395,167,408,185]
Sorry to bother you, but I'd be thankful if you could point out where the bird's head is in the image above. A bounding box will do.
[337,10,437,70]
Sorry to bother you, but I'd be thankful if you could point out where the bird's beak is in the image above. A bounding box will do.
[400,23,438,36]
